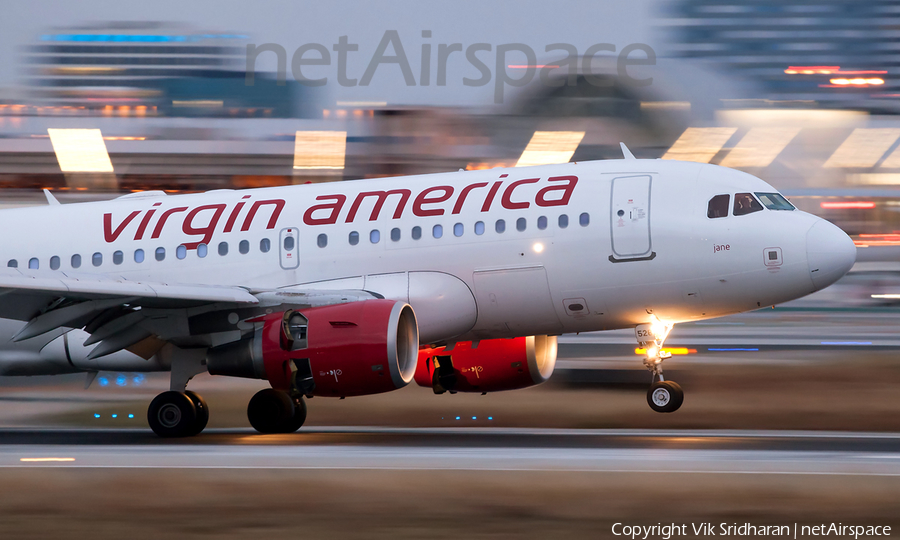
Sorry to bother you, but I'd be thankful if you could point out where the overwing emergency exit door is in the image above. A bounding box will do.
[279,227,299,269]
[610,175,654,262]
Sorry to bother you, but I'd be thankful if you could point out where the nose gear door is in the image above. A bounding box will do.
[610,175,655,262]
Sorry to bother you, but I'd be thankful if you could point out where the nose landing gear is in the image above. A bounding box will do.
[636,319,684,413]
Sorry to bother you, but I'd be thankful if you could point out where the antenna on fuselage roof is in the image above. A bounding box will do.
[43,189,60,206]
[620,142,636,160]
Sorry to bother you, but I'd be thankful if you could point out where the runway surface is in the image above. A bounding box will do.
[4,427,900,476]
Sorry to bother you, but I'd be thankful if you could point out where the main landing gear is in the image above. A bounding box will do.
[247,389,307,434]
[147,390,209,437]
[636,319,684,413]
[146,350,308,438]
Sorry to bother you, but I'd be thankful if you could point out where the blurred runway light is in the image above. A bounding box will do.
[785,66,839,75]
[47,129,114,173]
[827,78,884,86]
[293,131,347,171]
[515,131,584,167]
[662,127,737,163]
[824,128,900,168]
[720,127,800,168]
[19,458,74,462]
[820,201,875,209]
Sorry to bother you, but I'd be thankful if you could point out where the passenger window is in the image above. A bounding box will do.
[259,238,270,253]
[284,236,295,250]
[390,228,401,242]
[92,252,102,267]
[579,213,590,226]
[496,219,506,233]
[433,224,443,238]
[176,245,187,260]
[134,250,144,263]
[559,214,569,228]
[370,230,380,244]
[474,221,485,235]
[72,254,81,268]
[198,243,208,258]
[516,218,526,232]
[454,223,464,237]
[7,259,16,268]
[113,251,123,265]
[734,193,764,216]
[707,194,730,218]
[218,242,228,255]
[755,192,795,211]
[28,258,38,269]
[155,247,165,261]
[537,216,548,230]
[349,231,359,246]
[317,234,327,248]
[50,256,60,270]
[412,226,422,240]
[239,240,250,254]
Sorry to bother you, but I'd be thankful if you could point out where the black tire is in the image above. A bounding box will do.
[647,381,684,413]
[247,389,295,434]
[284,396,307,433]
[184,390,209,436]
[148,391,198,438]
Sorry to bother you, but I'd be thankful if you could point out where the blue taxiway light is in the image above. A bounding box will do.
[93,414,100,418]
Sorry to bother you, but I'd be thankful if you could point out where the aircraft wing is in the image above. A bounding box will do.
[0,267,377,359]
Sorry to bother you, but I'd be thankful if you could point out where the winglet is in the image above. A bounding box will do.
[620,142,636,160]
[43,189,60,206]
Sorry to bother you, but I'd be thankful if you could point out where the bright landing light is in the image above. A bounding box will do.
[532,242,544,253]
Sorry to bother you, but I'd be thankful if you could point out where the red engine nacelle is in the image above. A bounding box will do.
[414,336,557,393]
[207,299,419,397]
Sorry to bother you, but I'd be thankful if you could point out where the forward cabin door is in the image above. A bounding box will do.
[279,227,300,269]
[609,175,654,262]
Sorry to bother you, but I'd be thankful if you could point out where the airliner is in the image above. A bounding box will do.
[0,146,856,436]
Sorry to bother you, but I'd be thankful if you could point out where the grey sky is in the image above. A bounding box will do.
[0,0,660,107]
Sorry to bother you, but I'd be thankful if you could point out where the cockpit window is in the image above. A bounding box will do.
[734,193,764,216]
[755,192,795,211]
[707,194,730,218]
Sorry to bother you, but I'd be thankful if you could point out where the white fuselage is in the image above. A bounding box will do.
[0,158,856,370]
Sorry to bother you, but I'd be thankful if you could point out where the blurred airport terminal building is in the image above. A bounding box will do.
[2,6,900,241]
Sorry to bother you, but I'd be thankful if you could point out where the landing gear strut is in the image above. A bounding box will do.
[636,318,684,413]
[247,388,307,434]
[148,347,211,438]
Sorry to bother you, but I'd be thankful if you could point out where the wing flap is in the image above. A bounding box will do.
[0,268,258,305]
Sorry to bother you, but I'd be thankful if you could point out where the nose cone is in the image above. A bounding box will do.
[806,219,856,290]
